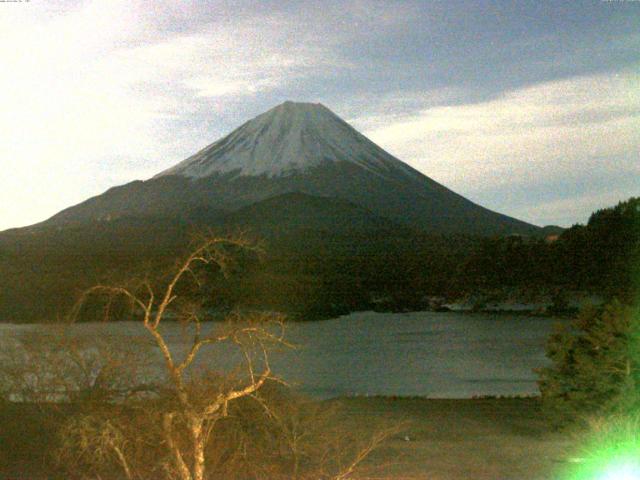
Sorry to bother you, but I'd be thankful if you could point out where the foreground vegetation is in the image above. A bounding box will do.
[539,301,640,426]
[0,397,575,480]
[536,298,640,479]
[0,388,400,480]
[1,237,399,479]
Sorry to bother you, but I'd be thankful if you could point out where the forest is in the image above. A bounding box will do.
[220,196,640,319]
[0,197,638,322]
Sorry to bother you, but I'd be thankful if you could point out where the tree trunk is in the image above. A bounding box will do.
[191,417,206,480]
[163,412,193,480]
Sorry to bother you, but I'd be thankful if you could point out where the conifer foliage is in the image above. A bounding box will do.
[538,301,640,426]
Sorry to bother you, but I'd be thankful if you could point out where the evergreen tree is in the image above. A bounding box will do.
[538,301,640,426]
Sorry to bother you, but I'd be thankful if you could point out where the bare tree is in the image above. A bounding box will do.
[2,235,409,480]
[71,236,288,480]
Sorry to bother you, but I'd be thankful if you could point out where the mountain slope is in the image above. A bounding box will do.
[223,192,403,236]
[46,101,539,236]
[0,192,419,322]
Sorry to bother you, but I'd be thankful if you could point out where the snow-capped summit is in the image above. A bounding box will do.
[155,101,416,179]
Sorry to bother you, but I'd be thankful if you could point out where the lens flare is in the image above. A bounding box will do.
[598,460,640,480]
[563,415,640,480]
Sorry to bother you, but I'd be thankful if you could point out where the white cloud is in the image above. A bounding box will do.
[0,1,162,230]
[120,20,347,100]
[0,1,348,230]
[353,69,640,225]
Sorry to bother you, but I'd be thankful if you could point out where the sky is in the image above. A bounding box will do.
[1,0,638,231]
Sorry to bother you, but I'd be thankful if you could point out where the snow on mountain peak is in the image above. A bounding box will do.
[155,101,416,179]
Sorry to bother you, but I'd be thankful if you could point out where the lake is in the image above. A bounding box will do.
[0,311,561,399]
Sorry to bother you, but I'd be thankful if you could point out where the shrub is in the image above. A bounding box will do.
[55,382,398,480]
[537,300,640,426]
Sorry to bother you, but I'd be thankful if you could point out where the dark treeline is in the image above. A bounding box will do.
[0,197,637,322]
[246,197,639,318]
[206,198,639,319]
[455,197,640,303]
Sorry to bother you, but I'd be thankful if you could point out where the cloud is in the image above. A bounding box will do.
[121,17,350,100]
[352,68,640,226]
[0,1,353,230]
[0,0,638,231]
[0,1,165,230]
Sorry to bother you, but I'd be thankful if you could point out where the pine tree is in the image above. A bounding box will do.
[537,300,640,426]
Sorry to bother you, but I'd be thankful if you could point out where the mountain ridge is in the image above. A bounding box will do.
[42,101,540,236]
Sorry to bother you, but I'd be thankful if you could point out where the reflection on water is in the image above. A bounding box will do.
[0,311,562,399]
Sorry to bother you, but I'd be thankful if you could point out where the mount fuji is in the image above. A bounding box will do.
[1,101,546,322]
[47,101,539,235]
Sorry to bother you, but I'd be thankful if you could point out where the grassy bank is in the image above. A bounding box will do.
[333,397,575,479]
[0,397,575,479]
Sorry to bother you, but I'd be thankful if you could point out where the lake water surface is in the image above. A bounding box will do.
[0,311,561,399]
